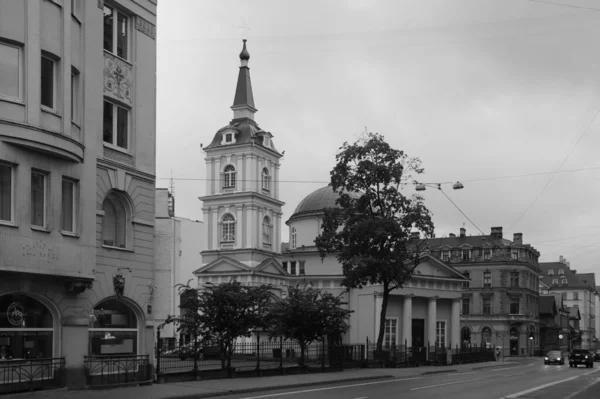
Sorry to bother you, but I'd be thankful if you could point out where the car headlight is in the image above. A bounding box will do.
[545,357,548,360]
[557,357,561,360]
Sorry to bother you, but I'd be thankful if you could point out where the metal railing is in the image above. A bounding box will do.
[0,357,65,395]
[84,355,151,387]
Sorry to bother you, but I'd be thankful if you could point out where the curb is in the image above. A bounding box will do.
[421,369,458,375]
[169,375,396,399]
[471,362,519,371]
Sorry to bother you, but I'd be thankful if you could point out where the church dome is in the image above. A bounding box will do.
[287,185,359,223]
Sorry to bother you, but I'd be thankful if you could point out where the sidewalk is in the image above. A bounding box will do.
[11,359,526,399]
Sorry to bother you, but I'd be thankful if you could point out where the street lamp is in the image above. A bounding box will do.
[415,181,464,192]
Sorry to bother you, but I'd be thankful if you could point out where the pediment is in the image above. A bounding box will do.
[412,255,467,280]
[255,258,289,276]
[459,243,473,249]
[193,256,251,275]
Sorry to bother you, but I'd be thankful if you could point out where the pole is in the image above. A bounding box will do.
[155,327,161,380]
[280,336,283,374]
[256,332,260,375]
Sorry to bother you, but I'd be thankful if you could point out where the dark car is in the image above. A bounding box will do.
[544,350,564,365]
[594,349,600,362]
[569,349,594,368]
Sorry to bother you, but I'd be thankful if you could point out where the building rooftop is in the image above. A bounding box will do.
[287,185,360,223]
[539,262,595,290]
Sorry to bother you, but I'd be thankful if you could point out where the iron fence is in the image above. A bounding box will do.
[83,355,151,387]
[0,357,65,395]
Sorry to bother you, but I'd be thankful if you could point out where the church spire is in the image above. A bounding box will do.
[231,39,257,120]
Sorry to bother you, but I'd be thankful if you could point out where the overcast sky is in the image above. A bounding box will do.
[156,0,600,275]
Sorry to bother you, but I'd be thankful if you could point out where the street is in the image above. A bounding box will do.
[216,361,600,399]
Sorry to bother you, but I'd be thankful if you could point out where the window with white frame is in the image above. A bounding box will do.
[461,249,471,261]
[262,216,272,248]
[552,278,558,284]
[573,292,579,300]
[299,260,306,275]
[483,297,491,315]
[261,167,270,191]
[442,250,450,262]
[483,271,491,288]
[483,248,491,260]
[103,4,129,59]
[71,68,80,123]
[102,191,128,248]
[103,100,128,149]
[0,42,22,101]
[558,269,564,275]
[436,321,446,346]
[463,272,470,288]
[462,298,470,315]
[511,249,519,260]
[222,165,236,188]
[0,163,13,223]
[384,318,397,348]
[31,171,47,228]
[561,277,567,285]
[290,261,296,275]
[291,227,297,249]
[548,269,554,275]
[61,179,77,233]
[221,213,235,243]
[263,135,270,148]
[41,56,56,110]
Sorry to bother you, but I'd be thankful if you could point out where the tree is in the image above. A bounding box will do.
[315,132,434,354]
[167,280,275,373]
[268,285,352,367]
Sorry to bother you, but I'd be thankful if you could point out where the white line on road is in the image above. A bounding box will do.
[501,376,580,398]
[409,378,484,391]
[239,377,423,399]
[502,373,523,377]
[352,397,368,399]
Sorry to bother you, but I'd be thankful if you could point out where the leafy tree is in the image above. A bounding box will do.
[268,285,352,366]
[166,280,275,373]
[315,132,434,354]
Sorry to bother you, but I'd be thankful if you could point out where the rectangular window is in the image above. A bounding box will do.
[31,171,47,228]
[384,318,397,348]
[71,69,80,123]
[282,261,288,273]
[511,249,519,260]
[61,179,76,233]
[562,292,567,300]
[103,100,129,149]
[462,249,471,261]
[462,298,470,315]
[103,5,129,59]
[573,292,579,300]
[483,271,491,288]
[436,321,446,346]
[463,272,470,288]
[510,272,519,288]
[41,56,55,109]
[299,260,305,275]
[442,251,450,262]
[483,248,491,260]
[483,297,491,315]
[290,261,296,276]
[0,42,21,101]
[0,163,13,223]
[510,298,520,314]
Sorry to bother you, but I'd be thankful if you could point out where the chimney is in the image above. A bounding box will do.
[449,233,456,237]
[559,255,565,264]
[410,231,420,240]
[513,233,523,245]
[460,227,466,238]
[490,226,503,238]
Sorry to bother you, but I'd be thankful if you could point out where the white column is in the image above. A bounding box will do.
[236,206,243,248]
[206,158,213,195]
[258,207,264,248]
[215,158,221,194]
[375,295,383,344]
[211,208,218,250]
[451,298,461,349]
[274,164,280,200]
[428,297,438,347]
[402,295,413,348]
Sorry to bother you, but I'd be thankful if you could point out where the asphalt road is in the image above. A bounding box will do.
[215,361,600,399]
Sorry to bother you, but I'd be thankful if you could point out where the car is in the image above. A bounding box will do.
[569,349,594,368]
[594,349,600,362]
[544,350,564,365]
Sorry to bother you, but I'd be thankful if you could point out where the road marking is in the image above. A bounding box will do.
[353,397,368,399]
[409,378,484,391]
[502,373,522,377]
[239,377,423,398]
[501,376,580,398]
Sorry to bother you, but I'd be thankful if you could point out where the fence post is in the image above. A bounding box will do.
[321,337,325,371]
[256,334,261,375]
[193,337,198,380]
[155,328,161,381]
[280,336,284,375]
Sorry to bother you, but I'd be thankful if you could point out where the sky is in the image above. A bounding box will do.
[156,0,600,275]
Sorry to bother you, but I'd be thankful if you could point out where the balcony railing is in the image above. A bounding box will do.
[84,355,151,387]
[0,357,65,395]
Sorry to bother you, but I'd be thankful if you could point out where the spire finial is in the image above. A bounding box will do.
[239,39,250,62]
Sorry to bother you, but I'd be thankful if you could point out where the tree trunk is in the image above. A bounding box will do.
[300,343,306,367]
[375,282,390,355]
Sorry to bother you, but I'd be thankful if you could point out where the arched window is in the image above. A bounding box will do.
[552,278,558,284]
[558,269,564,275]
[222,165,236,188]
[221,213,235,243]
[291,227,297,249]
[481,326,492,347]
[561,277,567,285]
[261,167,270,191]
[90,299,138,356]
[262,216,272,248]
[548,269,554,275]
[461,326,471,346]
[0,294,54,359]
[102,191,128,248]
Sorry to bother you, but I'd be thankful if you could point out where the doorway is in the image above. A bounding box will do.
[412,319,426,363]
[510,327,519,356]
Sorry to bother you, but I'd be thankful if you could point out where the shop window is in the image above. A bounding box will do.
[0,294,54,360]
[89,299,137,356]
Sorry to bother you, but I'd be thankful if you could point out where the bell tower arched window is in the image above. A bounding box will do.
[222,165,236,189]
[261,167,270,192]
[262,216,272,249]
[221,213,236,243]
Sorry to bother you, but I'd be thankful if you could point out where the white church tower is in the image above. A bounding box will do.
[195,40,288,291]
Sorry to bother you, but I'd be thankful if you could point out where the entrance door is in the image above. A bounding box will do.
[510,327,519,356]
[412,319,426,363]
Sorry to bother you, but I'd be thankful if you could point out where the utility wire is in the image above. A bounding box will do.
[528,0,600,12]
[509,106,600,230]
[437,188,486,235]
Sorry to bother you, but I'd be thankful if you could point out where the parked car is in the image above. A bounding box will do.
[569,349,594,368]
[594,349,600,362]
[544,350,564,365]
